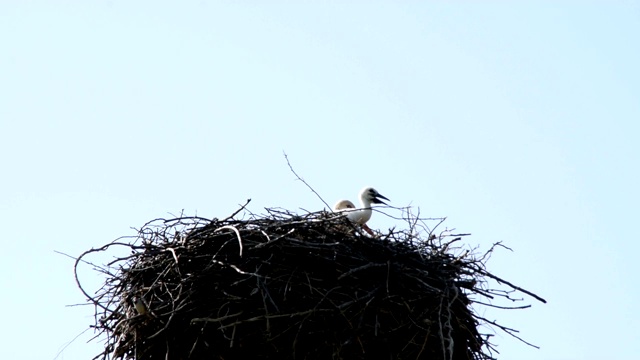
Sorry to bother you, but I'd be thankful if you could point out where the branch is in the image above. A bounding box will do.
[480,270,547,304]
[283,151,331,210]
[475,315,540,349]
[222,199,252,222]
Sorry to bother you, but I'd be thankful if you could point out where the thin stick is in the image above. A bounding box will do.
[222,199,252,222]
[215,225,244,257]
[481,270,547,304]
[475,315,541,349]
[283,151,331,210]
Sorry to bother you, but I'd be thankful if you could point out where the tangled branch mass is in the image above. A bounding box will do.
[75,205,545,360]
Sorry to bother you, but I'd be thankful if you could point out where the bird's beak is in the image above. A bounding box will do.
[371,193,389,205]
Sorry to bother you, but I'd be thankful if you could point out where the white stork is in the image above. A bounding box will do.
[333,187,389,235]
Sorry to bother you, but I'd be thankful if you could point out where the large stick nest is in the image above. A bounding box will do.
[76,204,545,360]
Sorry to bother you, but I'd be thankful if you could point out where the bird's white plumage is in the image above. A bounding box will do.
[333,199,356,211]
[333,187,389,225]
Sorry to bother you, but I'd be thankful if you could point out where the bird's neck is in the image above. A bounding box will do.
[359,198,372,209]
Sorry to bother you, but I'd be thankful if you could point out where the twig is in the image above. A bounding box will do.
[222,199,252,222]
[165,248,179,264]
[475,315,540,349]
[337,262,387,280]
[215,225,244,257]
[283,151,331,210]
[191,311,244,324]
[480,270,547,304]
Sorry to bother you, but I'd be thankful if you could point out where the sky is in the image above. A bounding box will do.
[1,2,639,359]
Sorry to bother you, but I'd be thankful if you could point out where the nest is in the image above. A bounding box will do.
[76,204,545,360]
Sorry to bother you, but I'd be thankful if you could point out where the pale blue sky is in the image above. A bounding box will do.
[1,2,638,360]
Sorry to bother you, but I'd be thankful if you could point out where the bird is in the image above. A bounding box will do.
[333,187,389,235]
[133,296,147,316]
[333,199,356,211]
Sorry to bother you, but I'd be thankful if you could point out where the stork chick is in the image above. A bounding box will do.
[333,187,389,235]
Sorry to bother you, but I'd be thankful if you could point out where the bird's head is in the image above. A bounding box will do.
[361,187,389,205]
[333,199,356,211]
